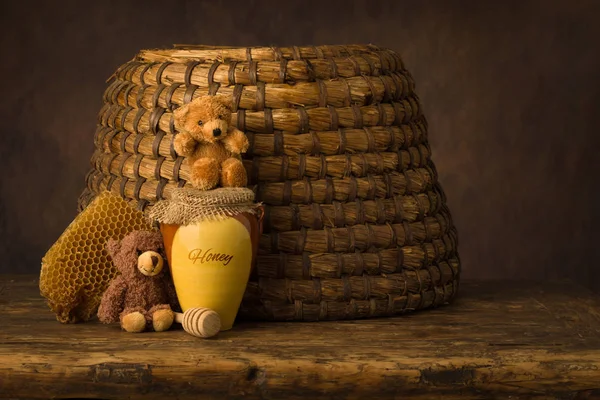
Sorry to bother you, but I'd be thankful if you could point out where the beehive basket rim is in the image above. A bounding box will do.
[133,43,386,63]
[169,43,378,50]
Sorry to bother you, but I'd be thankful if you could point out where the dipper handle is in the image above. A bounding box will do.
[174,308,221,338]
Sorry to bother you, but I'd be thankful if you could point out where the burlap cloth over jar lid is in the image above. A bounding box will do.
[149,187,261,225]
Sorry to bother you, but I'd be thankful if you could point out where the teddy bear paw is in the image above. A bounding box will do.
[224,138,249,154]
[152,309,175,332]
[121,311,146,333]
[174,133,197,156]
[181,138,197,155]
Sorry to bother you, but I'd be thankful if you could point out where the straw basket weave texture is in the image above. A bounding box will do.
[78,44,461,322]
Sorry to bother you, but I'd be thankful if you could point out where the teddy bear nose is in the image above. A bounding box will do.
[151,255,159,267]
[213,128,222,137]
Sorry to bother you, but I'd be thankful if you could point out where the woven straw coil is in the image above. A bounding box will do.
[78,44,461,321]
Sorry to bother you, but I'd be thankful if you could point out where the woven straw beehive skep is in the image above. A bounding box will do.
[79,44,461,322]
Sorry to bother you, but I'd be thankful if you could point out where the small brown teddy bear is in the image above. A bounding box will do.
[97,230,180,333]
[173,94,250,190]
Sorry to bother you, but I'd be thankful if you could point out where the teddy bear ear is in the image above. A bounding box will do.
[213,94,233,111]
[106,238,121,260]
[173,103,190,121]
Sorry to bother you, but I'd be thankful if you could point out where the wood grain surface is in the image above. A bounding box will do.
[1,276,600,399]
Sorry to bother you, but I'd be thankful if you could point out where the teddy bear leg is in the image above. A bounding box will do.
[191,158,220,190]
[149,304,174,332]
[220,158,248,188]
[120,307,147,333]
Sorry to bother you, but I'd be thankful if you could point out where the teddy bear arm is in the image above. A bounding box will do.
[223,128,249,154]
[97,276,128,324]
[173,132,198,157]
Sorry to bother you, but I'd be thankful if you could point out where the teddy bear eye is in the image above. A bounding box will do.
[197,120,203,126]
[136,249,143,257]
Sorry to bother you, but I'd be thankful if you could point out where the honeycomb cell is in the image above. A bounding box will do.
[39,190,156,323]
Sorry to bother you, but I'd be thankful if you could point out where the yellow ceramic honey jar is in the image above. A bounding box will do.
[149,188,263,331]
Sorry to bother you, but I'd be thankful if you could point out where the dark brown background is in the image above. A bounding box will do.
[1,0,598,291]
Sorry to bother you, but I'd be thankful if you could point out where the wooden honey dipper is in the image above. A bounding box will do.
[174,308,221,338]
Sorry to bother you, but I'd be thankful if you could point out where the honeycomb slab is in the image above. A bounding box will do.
[40,191,155,323]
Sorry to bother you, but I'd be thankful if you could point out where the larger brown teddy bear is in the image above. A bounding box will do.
[97,230,180,333]
[173,95,249,190]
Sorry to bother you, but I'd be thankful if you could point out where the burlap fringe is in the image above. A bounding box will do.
[149,187,260,225]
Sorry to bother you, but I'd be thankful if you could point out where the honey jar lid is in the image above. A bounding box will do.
[149,187,260,225]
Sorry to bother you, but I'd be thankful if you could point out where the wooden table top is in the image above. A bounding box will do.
[1,275,600,399]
